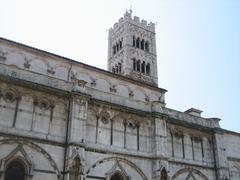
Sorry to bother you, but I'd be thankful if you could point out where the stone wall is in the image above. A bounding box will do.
[0,38,239,180]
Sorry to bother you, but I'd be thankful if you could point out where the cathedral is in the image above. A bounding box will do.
[0,11,239,180]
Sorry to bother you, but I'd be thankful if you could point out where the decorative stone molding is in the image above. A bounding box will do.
[47,64,55,75]
[90,78,96,87]
[110,85,117,93]
[77,79,87,87]
[129,90,134,98]
[71,71,77,80]
[0,49,7,61]
[39,99,50,110]
[24,57,31,69]
[100,111,110,124]
[127,121,137,129]
[86,157,148,180]
[145,95,149,102]
[2,88,21,103]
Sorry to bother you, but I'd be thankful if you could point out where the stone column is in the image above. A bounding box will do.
[212,129,229,180]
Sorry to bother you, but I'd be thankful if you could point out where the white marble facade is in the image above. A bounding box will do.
[0,12,239,180]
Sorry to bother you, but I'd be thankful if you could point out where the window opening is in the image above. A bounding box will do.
[113,46,116,55]
[136,38,140,48]
[145,42,149,52]
[4,160,26,180]
[118,63,122,73]
[137,60,141,72]
[141,61,145,73]
[141,39,145,50]
[110,172,124,180]
[133,36,135,47]
[146,63,150,75]
[116,43,119,52]
[120,40,122,49]
[133,58,136,71]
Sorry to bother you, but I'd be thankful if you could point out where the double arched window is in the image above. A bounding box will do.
[112,62,122,74]
[132,58,151,75]
[112,38,123,55]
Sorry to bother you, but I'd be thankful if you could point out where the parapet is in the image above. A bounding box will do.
[109,11,155,35]
[185,108,203,117]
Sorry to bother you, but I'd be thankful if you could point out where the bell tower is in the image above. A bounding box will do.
[107,11,158,86]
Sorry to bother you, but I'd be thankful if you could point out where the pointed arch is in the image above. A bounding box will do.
[86,157,148,180]
[0,139,61,179]
[171,168,208,180]
[1,145,33,180]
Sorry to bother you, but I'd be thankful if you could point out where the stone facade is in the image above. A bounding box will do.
[0,12,239,180]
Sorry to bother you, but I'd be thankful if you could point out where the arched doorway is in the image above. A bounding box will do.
[4,160,26,180]
[110,172,125,180]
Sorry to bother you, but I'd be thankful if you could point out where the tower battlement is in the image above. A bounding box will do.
[109,11,155,36]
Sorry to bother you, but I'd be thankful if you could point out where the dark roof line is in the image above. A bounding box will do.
[0,37,167,93]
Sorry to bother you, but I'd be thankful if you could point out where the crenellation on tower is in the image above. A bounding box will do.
[109,12,155,37]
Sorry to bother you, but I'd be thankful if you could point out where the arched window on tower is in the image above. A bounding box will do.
[118,63,122,73]
[133,36,136,47]
[110,172,125,180]
[120,40,122,49]
[141,61,145,73]
[4,159,27,180]
[136,38,140,48]
[133,58,136,71]
[160,168,167,180]
[146,63,150,75]
[116,43,119,52]
[137,60,141,72]
[145,41,149,52]
[70,157,81,180]
[141,39,145,50]
[113,45,116,55]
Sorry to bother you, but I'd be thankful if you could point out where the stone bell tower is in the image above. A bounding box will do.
[107,11,158,86]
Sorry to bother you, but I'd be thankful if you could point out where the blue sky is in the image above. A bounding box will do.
[1,0,239,132]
